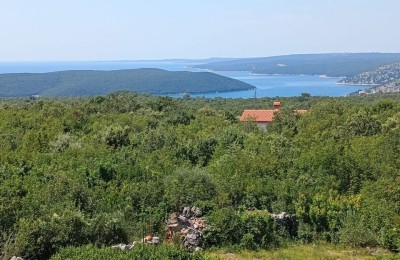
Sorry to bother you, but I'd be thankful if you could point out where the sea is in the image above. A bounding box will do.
[0,61,368,98]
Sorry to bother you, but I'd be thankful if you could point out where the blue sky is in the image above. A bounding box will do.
[1,0,400,61]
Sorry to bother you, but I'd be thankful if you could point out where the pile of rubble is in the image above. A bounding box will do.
[166,206,205,252]
[111,206,204,252]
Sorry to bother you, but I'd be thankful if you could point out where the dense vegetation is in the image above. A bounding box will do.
[0,69,254,97]
[1,92,400,259]
[195,53,400,77]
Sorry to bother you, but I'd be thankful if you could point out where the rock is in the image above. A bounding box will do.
[166,206,205,251]
[111,242,136,250]
[191,206,202,217]
[152,236,160,244]
[183,206,192,218]
[10,257,23,260]
[183,228,202,252]
[167,213,191,232]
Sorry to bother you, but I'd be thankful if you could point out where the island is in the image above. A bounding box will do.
[0,68,255,97]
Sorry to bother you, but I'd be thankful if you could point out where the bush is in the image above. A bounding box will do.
[240,233,257,250]
[102,125,130,149]
[14,210,90,259]
[203,208,243,247]
[51,244,211,260]
[13,210,128,259]
[203,209,280,249]
[241,211,276,248]
[339,211,378,247]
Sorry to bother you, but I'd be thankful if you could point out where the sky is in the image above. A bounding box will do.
[1,0,400,61]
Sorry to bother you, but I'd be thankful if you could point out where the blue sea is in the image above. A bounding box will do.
[0,61,367,98]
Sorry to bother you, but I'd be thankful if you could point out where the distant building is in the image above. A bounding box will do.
[240,101,307,129]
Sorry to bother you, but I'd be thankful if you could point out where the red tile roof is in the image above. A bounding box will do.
[240,109,276,122]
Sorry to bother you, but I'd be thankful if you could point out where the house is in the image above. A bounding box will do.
[240,101,281,129]
[240,101,306,129]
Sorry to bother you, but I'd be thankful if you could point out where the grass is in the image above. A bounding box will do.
[206,243,396,260]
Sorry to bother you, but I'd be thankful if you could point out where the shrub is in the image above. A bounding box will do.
[203,208,243,247]
[51,244,211,260]
[14,210,90,259]
[241,211,276,249]
[339,211,378,247]
[13,210,128,259]
[102,125,130,149]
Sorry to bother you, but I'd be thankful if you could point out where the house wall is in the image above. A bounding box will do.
[257,122,268,130]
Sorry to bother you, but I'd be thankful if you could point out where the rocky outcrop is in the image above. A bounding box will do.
[166,206,205,252]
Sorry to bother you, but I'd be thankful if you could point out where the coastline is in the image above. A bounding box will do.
[336,82,379,86]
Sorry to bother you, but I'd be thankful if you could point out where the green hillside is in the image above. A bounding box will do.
[1,92,399,259]
[0,68,255,97]
[195,53,400,77]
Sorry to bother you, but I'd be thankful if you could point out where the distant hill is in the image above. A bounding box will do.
[370,80,400,93]
[339,62,400,95]
[0,68,255,97]
[338,62,400,85]
[351,80,400,95]
[194,53,400,77]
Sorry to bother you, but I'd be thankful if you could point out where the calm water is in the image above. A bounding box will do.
[0,61,367,98]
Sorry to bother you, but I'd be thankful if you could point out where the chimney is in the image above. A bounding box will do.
[273,101,281,110]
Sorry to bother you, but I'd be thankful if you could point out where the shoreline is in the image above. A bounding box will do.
[336,82,379,86]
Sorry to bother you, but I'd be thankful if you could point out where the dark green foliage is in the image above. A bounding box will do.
[203,208,243,247]
[13,210,128,259]
[339,210,378,247]
[203,209,279,249]
[1,92,400,259]
[163,168,217,210]
[0,69,255,97]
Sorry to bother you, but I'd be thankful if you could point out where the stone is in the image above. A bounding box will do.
[111,242,136,251]
[152,236,160,244]
[183,228,202,252]
[182,206,192,218]
[191,206,202,217]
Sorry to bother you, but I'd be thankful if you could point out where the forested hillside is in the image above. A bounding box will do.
[0,69,254,97]
[0,92,399,259]
[194,53,400,77]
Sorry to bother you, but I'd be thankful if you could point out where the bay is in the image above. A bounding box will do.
[0,61,367,98]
